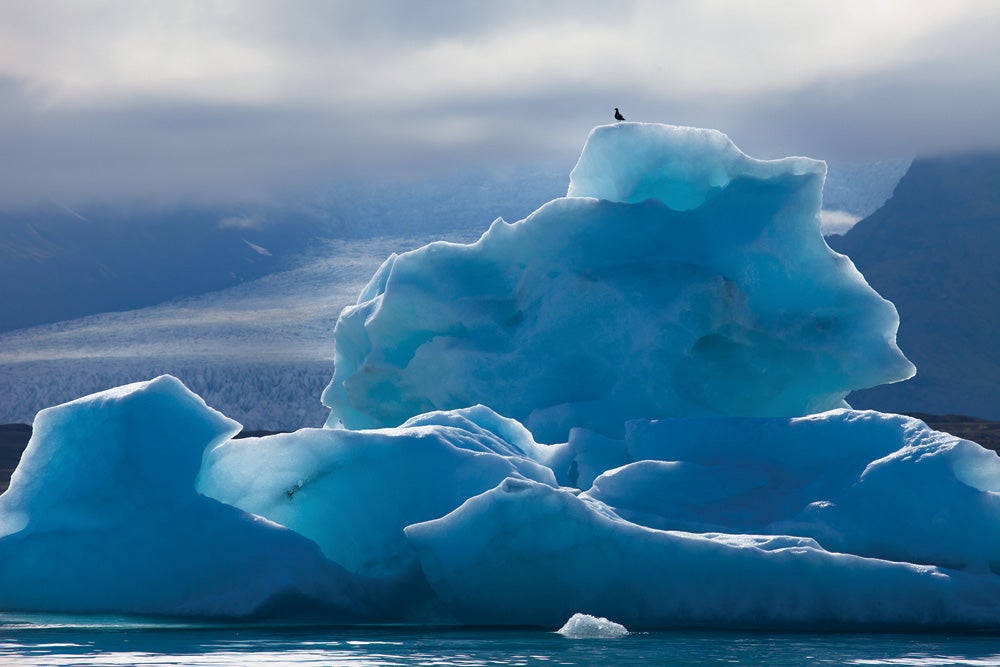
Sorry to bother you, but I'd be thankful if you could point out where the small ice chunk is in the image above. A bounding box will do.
[557,612,629,638]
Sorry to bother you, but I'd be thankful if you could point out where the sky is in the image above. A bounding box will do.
[1,0,999,206]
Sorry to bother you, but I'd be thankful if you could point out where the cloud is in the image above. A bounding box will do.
[0,0,997,206]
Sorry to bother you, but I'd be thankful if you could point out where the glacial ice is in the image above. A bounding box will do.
[322,123,914,442]
[556,613,629,638]
[1,122,998,629]
[0,377,369,618]
[198,405,556,578]
[406,477,1000,629]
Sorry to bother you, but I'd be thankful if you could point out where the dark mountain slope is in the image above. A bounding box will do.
[0,202,319,332]
[0,170,568,334]
[829,152,1000,419]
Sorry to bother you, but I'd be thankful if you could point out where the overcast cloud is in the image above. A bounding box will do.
[1,0,998,205]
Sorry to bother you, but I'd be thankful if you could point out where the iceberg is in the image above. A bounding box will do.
[556,613,629,638]
[1,122,997,629]
[405,477,1000,629]
[0,377,370,618]
[322,123,913,442]
[197,405,555,578]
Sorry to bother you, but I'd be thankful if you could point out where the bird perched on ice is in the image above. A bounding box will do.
[614,107,625,122]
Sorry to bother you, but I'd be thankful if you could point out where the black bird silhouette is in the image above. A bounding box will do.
[614,107,625,122]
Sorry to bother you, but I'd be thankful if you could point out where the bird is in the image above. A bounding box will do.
[614,107,625,122]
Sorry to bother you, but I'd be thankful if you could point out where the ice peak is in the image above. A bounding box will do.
[322,123,911,440]
[568,122,824,211]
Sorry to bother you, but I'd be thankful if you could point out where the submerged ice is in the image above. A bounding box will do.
[1,122,997,629]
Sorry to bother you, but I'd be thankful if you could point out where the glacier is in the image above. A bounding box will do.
[1,122,998,629]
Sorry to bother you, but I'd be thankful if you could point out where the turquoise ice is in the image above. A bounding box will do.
[323,123,913,442]
[2,123,997,629]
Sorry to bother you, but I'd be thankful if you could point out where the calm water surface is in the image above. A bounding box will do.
[2,615,1000,667]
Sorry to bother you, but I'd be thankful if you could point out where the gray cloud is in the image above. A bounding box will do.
[0,1,997,206]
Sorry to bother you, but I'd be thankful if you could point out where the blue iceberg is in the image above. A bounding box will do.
[1,123,997,629]
[323,123,913,442]
[0,377,370,618]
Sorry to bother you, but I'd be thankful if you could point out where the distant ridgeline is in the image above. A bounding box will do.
[829,151,1000,420]
[0,203,303,332]
[0,171,566,334]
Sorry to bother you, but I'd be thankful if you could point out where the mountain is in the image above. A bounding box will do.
[0,201,321,332]
[829,151,1000,419]
[0,169,568,334]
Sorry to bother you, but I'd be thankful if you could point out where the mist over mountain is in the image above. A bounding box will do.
[0,201,316,332]
[829,152,1000,419]
[0,169,568,334]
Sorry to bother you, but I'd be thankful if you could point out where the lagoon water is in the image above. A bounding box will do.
[2,616,1000,667]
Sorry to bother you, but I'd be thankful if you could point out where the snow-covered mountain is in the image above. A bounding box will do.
[0,201,308,333]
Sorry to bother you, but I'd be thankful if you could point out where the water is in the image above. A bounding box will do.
[2,617,1000,667]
